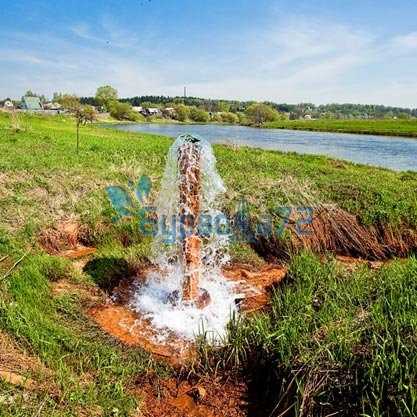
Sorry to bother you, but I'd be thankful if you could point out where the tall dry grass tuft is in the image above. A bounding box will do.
[254,205,417,260]
[9,109,23,133]
[247,175,417,260]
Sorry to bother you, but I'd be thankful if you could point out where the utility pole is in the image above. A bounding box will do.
[183,86,187,100]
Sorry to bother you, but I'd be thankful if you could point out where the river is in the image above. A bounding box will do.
[107,123,417,171]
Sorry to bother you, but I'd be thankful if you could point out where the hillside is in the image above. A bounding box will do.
[1,112,417,416]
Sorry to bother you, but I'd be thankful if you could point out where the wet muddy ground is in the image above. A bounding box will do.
[50,236,387,417]
[88,263,287,365]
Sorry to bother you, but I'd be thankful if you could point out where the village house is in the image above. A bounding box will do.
[43,102,62,111]
[132,106,162,117]
[145,107,162,116]
[3,100,14,110]
[21,96,43,111]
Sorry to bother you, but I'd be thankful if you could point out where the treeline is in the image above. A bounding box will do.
[8,88,417,120]
[277,103,417,119]
[81,95,248,113]
[78,87,285,125]
[79,95,417,120]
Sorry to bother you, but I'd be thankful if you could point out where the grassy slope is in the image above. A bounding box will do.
[201,252,417,416]
[1,113,417,234]
[265,118,417,138]
[0,113,417,415]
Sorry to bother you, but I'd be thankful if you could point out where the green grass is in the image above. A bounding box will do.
[1,112,417,415]
[0,251,169,416]
[1,112,416,235]
[198,252,417,416]
[265,118,417,138]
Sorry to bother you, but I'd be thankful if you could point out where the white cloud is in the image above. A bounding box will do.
[1,15,417,107]
[71,16,141,49]
[390,32,417,50]
[269,19,372,66]
[71,23,102,43]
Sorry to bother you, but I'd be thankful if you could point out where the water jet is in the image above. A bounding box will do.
[129,134,237,341]
[177,135,210,307]
[94,134,287,350]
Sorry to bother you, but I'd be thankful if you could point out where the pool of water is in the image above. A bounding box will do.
[107,123,417,171]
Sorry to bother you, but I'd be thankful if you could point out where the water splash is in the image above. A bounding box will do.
[129,134,238,341]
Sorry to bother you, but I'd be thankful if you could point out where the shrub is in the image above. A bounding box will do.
[189,106,209,123]
[109,102,140,121]
[237,112,249,125]
[173,104,190,122]
[210,113,223,123]
[220,112,239,124]
[245,103,280,125]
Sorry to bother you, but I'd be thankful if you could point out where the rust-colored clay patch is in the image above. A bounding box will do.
[223,264,287,312]
[60,245,96,259]
[89,304,193,365]
[135,373,247,417]
[87,263,287,365]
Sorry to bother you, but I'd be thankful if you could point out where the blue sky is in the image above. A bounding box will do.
[2,0,417,107]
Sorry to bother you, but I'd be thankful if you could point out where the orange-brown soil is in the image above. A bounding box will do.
[223,264,287,313]
[89,304,192,364]
[60,245,96,259]
[135,373,247,417]
[254,205,417,260]
[86,263,287,365]
[47,229,392,417]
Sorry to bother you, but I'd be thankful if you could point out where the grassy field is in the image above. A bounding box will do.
[1,112,417,416]
[265,118,417,138]
[199,252,417,416]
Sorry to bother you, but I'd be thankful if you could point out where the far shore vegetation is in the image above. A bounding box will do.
[3,85,417,138]
[265,118,417,137]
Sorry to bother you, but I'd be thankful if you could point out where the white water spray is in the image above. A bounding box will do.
[129,134,238,341]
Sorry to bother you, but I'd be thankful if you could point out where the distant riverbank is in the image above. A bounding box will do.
[265,119,417,138]
[100,117,417,138]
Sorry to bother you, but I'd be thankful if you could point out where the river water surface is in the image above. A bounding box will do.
[107,123,417,171]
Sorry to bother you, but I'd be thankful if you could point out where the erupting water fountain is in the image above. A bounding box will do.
[129,134,237,341]
[177,135,208,306]
[91,133,287,360]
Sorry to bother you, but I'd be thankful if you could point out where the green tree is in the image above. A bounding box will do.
[109,102,139,121]
[189,106,209,123]
[95,85,118,110]
[245,103,279,126]
[57,94,81,112]
[140,101,160,109]
[173,104,190,122]
[57,95,96,153]
[220,112,239,124]
[217,101,231,112]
